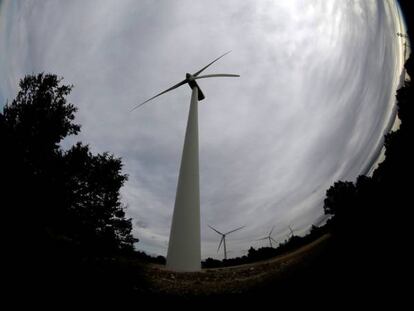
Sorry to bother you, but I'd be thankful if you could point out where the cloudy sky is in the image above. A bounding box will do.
[0,0,407,259]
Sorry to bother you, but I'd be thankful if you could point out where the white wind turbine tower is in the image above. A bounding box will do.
[132,52,239,271]
[209,225,245,260]
[256,226,278,248]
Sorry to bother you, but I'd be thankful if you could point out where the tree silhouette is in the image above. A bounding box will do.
[319,49,413,299]
[0,73,137,258]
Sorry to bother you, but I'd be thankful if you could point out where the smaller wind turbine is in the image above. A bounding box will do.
[256,226,278,248]
[209,225,245,260]
[287,225,298,240]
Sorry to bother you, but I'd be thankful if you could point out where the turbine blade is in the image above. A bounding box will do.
[192,51,232,77]
[194,74,240,80]
[208,225,223,235]
[131,79,188,112]
[225,225,245,235]
[270,237,278,243]
[255,237,268,241]
[269,226,275,236]
[217,236,224,252]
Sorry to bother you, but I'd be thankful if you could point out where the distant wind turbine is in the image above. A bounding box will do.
[256,226,278,248]
[133,51,239,272]
[287,225,297,239]
[209,225,245,260]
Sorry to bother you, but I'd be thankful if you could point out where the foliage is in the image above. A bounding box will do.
[0,73,137,257]
[319,51,413,293]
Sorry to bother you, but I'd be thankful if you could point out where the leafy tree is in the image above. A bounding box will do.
[0,73,137,257]
[323,181,356,217]
[320,51,413,296]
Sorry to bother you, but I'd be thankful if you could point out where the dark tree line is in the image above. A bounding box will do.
[241,52,413,301]
[324,54,412,250]
[0,74,141,297]
[318,54,413,297]
[1,74,137,256]
[323,0,413,267]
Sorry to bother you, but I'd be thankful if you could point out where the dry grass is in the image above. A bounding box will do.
[138,234,331,297]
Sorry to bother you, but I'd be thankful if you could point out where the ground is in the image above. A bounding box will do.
[136,234,331,298]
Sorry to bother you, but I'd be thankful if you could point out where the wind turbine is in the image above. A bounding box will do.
[209,225,245,260]
[256,226,278,248]
[287,225,297,241]
[133,51,239,272]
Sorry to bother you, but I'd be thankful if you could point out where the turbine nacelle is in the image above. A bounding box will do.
[131,51,240,111]
[186,72,205,101]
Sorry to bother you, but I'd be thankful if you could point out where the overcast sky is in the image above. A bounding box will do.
[0,0,406,259]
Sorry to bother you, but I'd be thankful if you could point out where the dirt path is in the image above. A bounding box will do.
[139,234,331,297]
